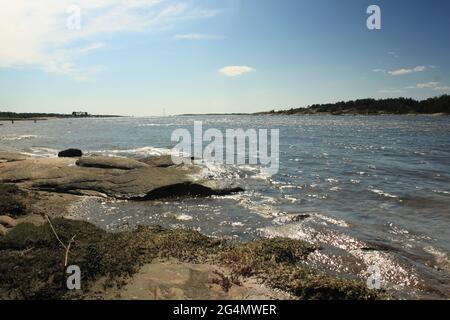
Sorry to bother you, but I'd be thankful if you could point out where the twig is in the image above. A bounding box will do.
[45,214,77,266]
[65,235,76,267]
[45,215,67,250]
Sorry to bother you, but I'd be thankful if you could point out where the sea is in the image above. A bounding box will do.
[1,115,449,299]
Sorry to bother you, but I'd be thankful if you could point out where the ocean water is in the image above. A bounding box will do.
[1,115,449,299]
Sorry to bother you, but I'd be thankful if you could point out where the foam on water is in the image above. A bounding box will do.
[1,134,38,141]
[90,146,172,157]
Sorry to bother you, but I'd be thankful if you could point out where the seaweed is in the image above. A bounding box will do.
[0,184,27,217]
[0,219,385,300]
[217,238,384,300]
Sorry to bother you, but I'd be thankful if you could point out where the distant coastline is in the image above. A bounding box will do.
[177,95,450,117]
[0,111,123,121]
[257,95,450,116]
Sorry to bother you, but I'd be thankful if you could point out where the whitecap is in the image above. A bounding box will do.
[1,134,38,141]
[92,146,171,158]
[231,222,244,227]
[370,189,398,198]
[21,147,58,157]
[432,190,450,195]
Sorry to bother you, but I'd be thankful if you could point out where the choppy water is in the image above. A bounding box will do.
[1,115,449,299]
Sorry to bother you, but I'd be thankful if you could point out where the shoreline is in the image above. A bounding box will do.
[0,116,126,122]
[0,151,384,300]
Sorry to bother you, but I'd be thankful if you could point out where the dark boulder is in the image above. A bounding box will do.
[58,149,82,158]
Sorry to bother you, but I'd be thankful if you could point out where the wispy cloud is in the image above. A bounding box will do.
[372,69,386,73]
[387,66,427,76]
[174,33,224,40]
[434,86,450,91]
[0,1,221,79]
[388,51,399,59]
[219,66,254,77]
[75,42,106,54]
[407,82,440,89]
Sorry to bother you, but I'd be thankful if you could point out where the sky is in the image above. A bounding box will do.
[0,0,449,116]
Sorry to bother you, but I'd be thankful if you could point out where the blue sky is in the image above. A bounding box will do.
[1,0,449,116]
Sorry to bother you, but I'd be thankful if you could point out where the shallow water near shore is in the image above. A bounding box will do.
[1,115,449,299]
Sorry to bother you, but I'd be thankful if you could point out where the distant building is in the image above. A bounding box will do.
[72,111,89,117]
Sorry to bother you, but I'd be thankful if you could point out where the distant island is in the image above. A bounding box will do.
[0,111,122,121]
[258,95,450,116]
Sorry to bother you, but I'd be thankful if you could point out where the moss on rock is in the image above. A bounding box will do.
[0,219,385,300]
[0,184,27,217]
[216,238,384,300]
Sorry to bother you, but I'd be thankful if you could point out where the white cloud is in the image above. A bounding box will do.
[406,82,448,90]
[0,0,221,79]
[174,33,224,40]
[434,86,450,91]
[415,82,440,89]
[219,66,254,77]
[387,66,427,76]
[406,82,440,89]
[372,69,386,73]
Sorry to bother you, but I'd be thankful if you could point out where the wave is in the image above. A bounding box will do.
[15,145,173,159]
[89,146,172,158]
[136,123,178,127]
[21,147,58,157]
[423,246,450,273]
[432,189,450,195]
[1,134,38,141]
[369,188,399,198]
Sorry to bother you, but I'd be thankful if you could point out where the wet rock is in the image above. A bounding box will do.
[135,183,244,200]
[58,149,82,158]
[274,213,311,224]
[0,215,17,228]
[76,156,148,170]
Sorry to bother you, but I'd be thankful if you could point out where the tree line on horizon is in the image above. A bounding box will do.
[264,95,450,115]
[0,111,120,120]
[0,111,72,119]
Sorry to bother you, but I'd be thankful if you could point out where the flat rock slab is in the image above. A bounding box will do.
[139,155,177,167]
[0,152,27,163]
[87,259,290,300]
[76,156,149,170]
[0,155,241,200]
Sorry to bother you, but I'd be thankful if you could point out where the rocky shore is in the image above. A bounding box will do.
[0,151,384,300]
